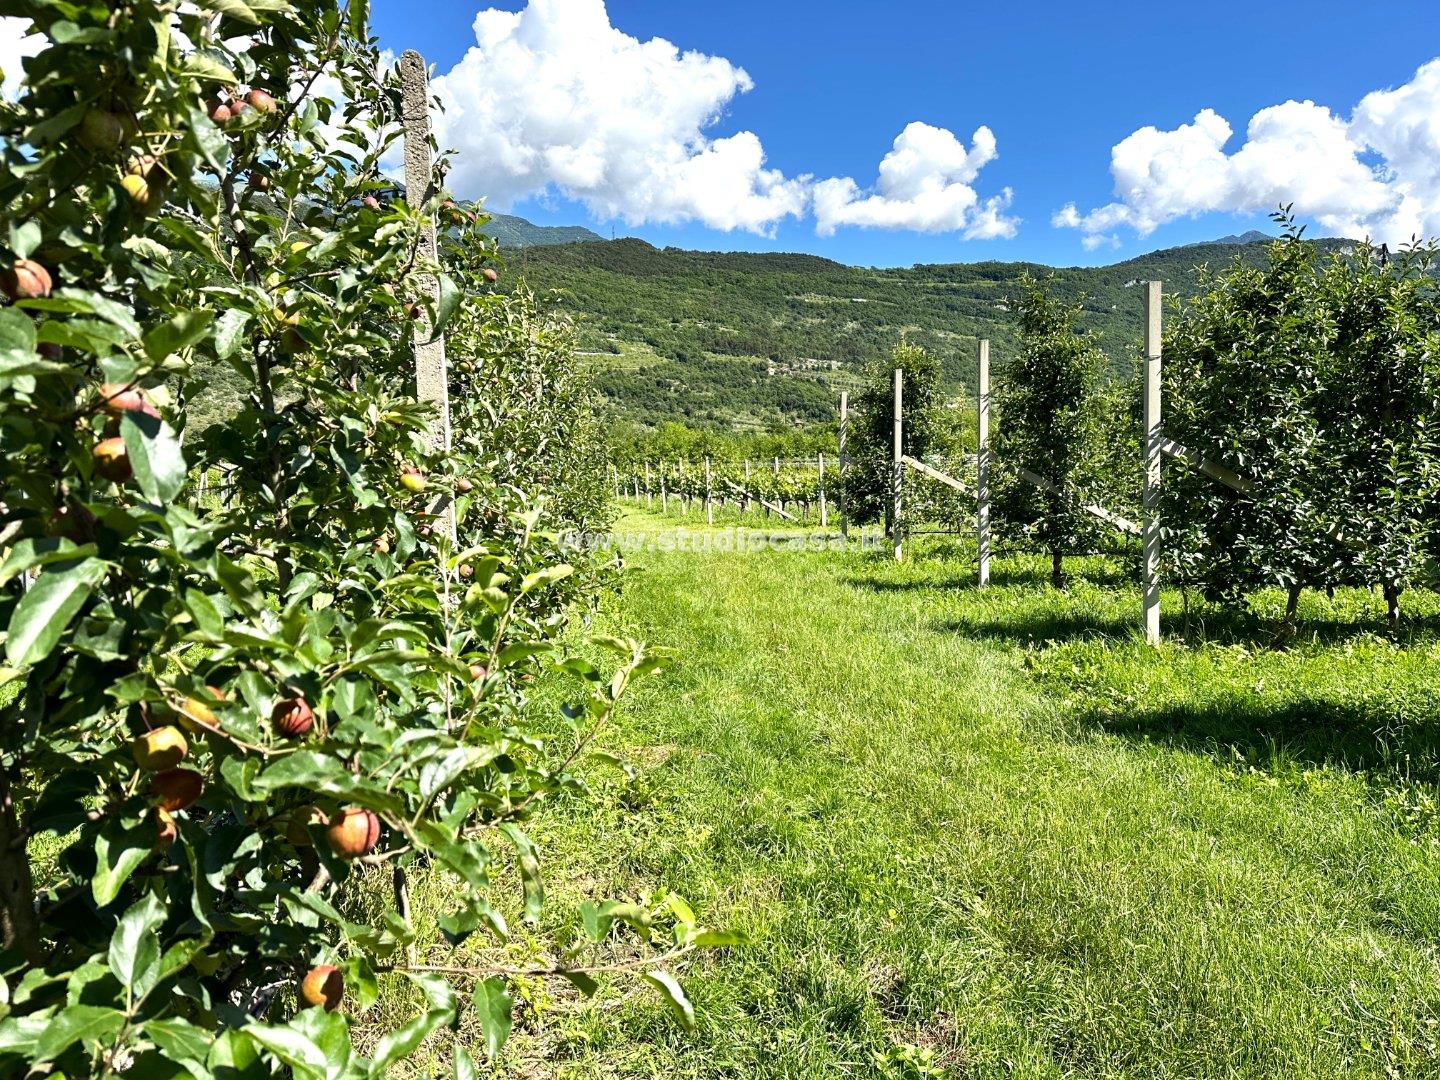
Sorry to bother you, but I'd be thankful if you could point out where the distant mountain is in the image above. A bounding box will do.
[482,213,604,249]
[1203,230,1274,246]
[507,235,1354,430]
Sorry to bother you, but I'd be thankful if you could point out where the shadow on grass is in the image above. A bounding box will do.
[1075,695,1440,783]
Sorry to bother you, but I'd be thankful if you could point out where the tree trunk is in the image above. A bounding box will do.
[0,772,42,963]
[1051,550,1068,591]
[1384,581,1402,634]
[1273,583,1303,647]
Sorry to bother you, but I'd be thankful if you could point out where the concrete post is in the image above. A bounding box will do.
[744,461,752,515]
[705,457,714,525]
[977,339,991,587]
[893,368,903,562]
[839,392,849,540]
[1143,282,1164,645]
[399,50,455,545]
[818,452,828,529]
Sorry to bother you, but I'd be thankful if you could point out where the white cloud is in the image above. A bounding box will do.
[1057,59,1440,246]
[428,0,808,234]
[424,2,1016,241]
[0,17,44,100]
[812,122,1018,239]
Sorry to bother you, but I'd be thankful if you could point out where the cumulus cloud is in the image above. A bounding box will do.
[813,122,1018,239]
[0,16,44,100]
[428,0,808,234]
[1056,58,1440,246]
[425,1,1015,240]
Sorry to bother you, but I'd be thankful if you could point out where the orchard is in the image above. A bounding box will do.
[0,1,728,1076]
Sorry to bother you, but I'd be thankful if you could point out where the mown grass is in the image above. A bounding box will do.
[398,511,1440,1078]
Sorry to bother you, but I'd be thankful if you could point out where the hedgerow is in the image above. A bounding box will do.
[0,2,720,1075]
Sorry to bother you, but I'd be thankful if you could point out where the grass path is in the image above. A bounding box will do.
[513,515,1440,1078]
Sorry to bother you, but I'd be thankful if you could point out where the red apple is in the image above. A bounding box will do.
[152,769,203,812]
[134,726,188,771]
[271,697,314,739]
[299,965,343,1011]
[93,437,132,482]
[2,260,52,300]
[325,807,380,859]
[482,268,499,284]
[246,89,278,114]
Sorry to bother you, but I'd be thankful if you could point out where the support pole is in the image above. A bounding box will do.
[892,368,903,563]
[1142,281,1163,645]
[743,461,752,515]
[977,339,991,587]
[399,50,455,546]
[839,392,849,540]
[660,465,668,513]
[705,457,714,525]
[818,453,828,529]
[645,461,653,506]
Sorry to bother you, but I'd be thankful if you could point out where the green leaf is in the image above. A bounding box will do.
[183,589,224,638]
[453,1042,479,1080]
[0,538,97,589]
[498,823,544,921]
[121,411,187,504]
[643,970,696,1033]
[245,1022,328,1080]
[372,974,455,1070]
[92,818,154,907]
[188,0,261,23]
[521,563,573,594]
[6,557,107,667]
[430,272,462,342]
[472,977,513,1062]
[558,970,600,997]
[33,1004,125,1063]
[109,894,165,1000]
[144,1017,213,1065]
[0,307,36,351]
[213,308,250,360]
[143,310,214,363]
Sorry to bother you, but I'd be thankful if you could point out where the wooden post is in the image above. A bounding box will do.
[839,392,849,540]
[1143,282,1163,645]
[818,453,828,529]
[399,50,455,546]
[977,339,991,587]
[705,457,714,525]
[892,368,903,562]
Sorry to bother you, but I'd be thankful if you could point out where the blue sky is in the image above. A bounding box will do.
[373,0,1440,267]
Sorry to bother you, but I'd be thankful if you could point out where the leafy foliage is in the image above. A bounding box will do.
[1161,216,1440,629]
[0,2,719,1075]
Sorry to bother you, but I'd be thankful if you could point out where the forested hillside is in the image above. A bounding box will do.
[506,234,1353,429]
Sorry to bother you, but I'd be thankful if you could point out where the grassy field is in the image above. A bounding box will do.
[413,510,1440,1078]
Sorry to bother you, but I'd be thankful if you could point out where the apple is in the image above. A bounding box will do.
[402,301,422,321]
[153,807,178,852]
[400,467,427,494]
[459,564,474,579]
[455,477,474,494]
[1,260,52,300]
[119,173,164,215]
[246,89,278,114]
[286,805,327,846]
[49,502,96,543]
[98,381,149,416]
[208,98,233,125]
[325,807,380,859]
[482,268,499,284]
[93,437,133,482]
[372,537,391,555]
[362,195,381,210]
[134,726,188,771]
[469,663,487,682]
[152,769,203,812]
[177,686,225,734]
[128,154,160,179]
[78,109,125,153]
[299,965,343,1011]
[247,167,272,191]
[272,697,314,739]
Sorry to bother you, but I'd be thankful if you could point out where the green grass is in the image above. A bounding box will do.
[408,512,1440,1077]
